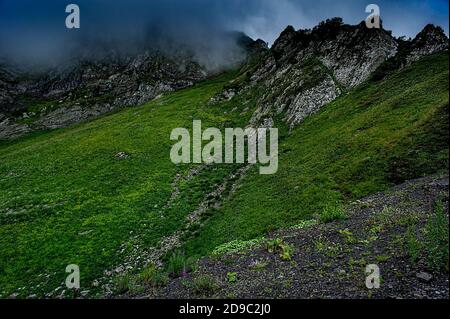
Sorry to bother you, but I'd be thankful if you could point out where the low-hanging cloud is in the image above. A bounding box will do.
[0,0,448,71]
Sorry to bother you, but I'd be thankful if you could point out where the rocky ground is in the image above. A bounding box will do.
[126,174,449,299]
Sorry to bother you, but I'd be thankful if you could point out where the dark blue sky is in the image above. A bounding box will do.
[0,0,448,67]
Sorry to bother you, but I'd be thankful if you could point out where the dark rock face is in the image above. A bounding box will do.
[211,20,448,129]
[407,24,449,63]
[0,33,264,140]
[0,52,207,139]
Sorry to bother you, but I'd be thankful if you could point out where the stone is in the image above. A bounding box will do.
[115,152,129,160]
[416,272,433,282]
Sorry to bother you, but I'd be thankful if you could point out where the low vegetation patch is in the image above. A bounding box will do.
[424,201,449,272]
[404,200,449,272]
[320,203,347,223]
[189,274,219,295]
[166,251,197,278]
[139,263,169,287]
[266,238,295,261]
[211,238,265,257]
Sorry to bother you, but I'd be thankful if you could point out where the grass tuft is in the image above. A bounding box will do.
[320,203,347,223]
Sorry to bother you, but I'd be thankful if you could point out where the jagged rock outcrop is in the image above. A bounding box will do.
[211,19,448,129]
[241,19,399,127]
[407,24,449,63]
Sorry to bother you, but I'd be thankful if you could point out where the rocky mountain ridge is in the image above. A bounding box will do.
[1,20,447,139]
[211,19,448,128]
[0,33,267,140]
[0,54,202,139]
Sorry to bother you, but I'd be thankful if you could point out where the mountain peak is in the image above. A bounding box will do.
[413,24,449,46]
[408,24,449,63]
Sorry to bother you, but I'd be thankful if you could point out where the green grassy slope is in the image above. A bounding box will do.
[0,53,448,297]
[0,71,252,297]
[182,52,449,257]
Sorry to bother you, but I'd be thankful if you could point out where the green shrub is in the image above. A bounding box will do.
[227,272,238,283]
[279,243,294,261]
[266,239,283,254]
[406,226,422,263]
[266,238,295,261]
[114,274,131,294]
[139,263,169,287]
[191,275,219,294]
[166,251,196,278]
[424,202,449,272]
[319,202,347,223]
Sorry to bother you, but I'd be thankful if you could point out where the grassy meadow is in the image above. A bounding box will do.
[0,53,448,297]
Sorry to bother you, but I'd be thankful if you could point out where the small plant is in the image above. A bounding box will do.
[114,274,131,294]
[249,260,268,271]
[319,202,347,223]
[397,213,420,227]
[424,202,449,272]
[369,224,383,235]
[266,238,295,261]
[314,237,341,257]
[406,226,422,263]
[338,228,357,244]
[227,272,238,283]
[315,238,326,253]
[349,257,367,272]
[292,219,318,230]
[191,275,218,295]
[280,243,294,261]
[376,255,391,263]
[211,238,265,257]
[266,238,283,253]
[166,251,195,278]
[139,263,169,287]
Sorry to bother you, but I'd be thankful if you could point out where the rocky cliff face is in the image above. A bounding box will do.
[0,33,264,140]
[0,52,206,139]
[211,19,448,129]
[408,24,449,64]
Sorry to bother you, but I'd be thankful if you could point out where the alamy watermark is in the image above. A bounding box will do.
[170,120,279,175]
[65,4,80,29]
[365,264,381,289]
[65,264,80,290]
[64,4,380,31]
[365,4,381,29]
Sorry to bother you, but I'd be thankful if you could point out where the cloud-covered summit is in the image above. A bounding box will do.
[0,0,448,70]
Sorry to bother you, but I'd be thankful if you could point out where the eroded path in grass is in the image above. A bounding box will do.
[97,164,251,296]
